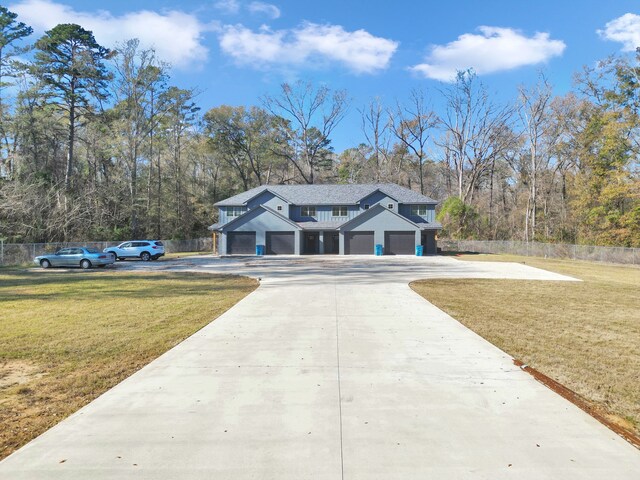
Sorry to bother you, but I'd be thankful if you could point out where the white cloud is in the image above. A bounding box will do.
[247,2,280,20]
[219,22,398,73]
[214,0,240,15]
[411,26,566,81]
[9,0,211,69]
[598,13,640,52]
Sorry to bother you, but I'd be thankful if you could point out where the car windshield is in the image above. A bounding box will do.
[154,241,163,246]
[85,248,100,253]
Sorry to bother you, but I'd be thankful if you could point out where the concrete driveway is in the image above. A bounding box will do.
[2,255,639,479]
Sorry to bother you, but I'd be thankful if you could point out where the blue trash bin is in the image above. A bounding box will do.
[375,244,383,256]
[256,244,265,256]
[415,245,424,256]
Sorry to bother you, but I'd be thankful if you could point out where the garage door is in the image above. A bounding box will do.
[227,232,256,254]
[345,231,374,255]
[385,231,415,255]
[266,232,295,255]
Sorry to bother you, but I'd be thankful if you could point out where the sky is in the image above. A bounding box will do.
[7,0,640,151]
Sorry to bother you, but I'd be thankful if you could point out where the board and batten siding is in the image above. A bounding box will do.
[358,191,398,212]
[289,205,360,222]
[398,204,436,223]
[246,191,290,217]
[218,206,247,225]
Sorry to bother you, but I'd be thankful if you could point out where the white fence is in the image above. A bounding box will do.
[438,239,640,265]
[0,238,213,266]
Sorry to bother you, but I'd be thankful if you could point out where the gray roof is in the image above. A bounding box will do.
[417,221,443,230]
[297,221,344,230]
[214,183,438,206]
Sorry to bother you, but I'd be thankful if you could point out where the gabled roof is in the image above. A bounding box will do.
[214,183,438,206]
[354,187,399,204]
[239,187,290,207]
[209,204,301,231]
[339,203,421,231]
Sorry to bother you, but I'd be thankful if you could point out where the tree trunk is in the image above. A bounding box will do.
[65,93,75,190]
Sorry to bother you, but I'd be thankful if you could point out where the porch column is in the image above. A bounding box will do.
[294,230,301,255]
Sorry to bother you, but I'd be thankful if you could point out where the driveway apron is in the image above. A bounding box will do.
[1,256,639,479]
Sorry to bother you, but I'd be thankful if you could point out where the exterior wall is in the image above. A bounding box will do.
[398,204,436,223]
[358,191,398,212]
[289,204,359,222]
[340,207,420,254]
[220,208,300,255]
[218,206,247,225]
[246,191,289,217]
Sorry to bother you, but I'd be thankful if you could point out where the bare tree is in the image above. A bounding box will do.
[264,81,348,184]
[519,75,553,242]
[390,89,436,194]
[111,39,168,238]
[359,97,392,182]
[204,105,279,188]
[437,71,514,204]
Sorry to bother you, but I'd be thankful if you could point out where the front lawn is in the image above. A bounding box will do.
[411,255,640,438]
[0,269,257,459]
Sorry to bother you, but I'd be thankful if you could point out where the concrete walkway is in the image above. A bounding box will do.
[1,256,639,479]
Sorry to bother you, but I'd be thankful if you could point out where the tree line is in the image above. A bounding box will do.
[0,7,638,246]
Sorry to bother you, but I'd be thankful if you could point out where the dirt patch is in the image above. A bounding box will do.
[0,361,44,389]
[513,359,640,449]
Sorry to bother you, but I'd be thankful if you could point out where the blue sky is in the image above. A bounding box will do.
[8,0,640,150]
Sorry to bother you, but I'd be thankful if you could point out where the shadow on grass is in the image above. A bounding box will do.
[0,271,250,302]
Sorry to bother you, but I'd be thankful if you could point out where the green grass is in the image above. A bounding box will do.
[411,255,640,435]
[0,269,257,459]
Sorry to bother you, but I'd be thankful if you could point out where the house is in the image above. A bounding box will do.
[208,183,442,255]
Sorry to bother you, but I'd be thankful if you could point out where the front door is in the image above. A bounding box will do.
[323,232,339,254]
[304,232,319,254]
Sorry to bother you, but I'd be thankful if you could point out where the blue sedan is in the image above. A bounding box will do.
[34,247,115,269]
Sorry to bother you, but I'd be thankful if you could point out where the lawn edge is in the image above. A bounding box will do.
[409,278,640,451]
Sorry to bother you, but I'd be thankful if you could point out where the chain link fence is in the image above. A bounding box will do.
[0,237,213,266]
[438,239,640,265]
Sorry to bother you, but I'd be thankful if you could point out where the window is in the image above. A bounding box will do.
[276,205,283,211]
[332,206,348,217]
[227,206,244,217]
[301,206,316,217]
[364,204,370,210]
[411,205,427,216]
[387,203,394,209]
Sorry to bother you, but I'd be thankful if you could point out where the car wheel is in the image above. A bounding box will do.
[40,259,51,269]
[80,259,92,269]
[140,251,151,262]
[108,252,117,261]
